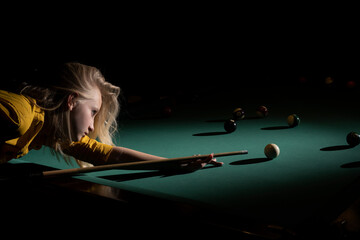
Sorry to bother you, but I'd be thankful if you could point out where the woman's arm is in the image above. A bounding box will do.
[107,146,166,164]
[106,147,223,171]
[66,137,223,170]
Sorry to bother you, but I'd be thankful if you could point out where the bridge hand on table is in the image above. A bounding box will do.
[179,153,224,172]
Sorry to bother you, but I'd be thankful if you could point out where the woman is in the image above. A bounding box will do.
[0,62,222,170]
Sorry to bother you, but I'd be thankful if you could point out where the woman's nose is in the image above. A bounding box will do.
[89,121,94,132]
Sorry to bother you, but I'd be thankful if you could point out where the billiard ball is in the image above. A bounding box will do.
[224,119,237,133]
[256,106,268,118]
[232,108,245,120]
[325,76,334,86]
[346,80,356,88]
[162,106,172,117]
[264,143,280,159]
[287,114,300,128]
[346,131,360,147]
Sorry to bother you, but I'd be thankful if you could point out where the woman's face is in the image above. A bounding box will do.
[69,88,102,141]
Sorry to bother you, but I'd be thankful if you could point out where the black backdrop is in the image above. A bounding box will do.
[3,8,360,96]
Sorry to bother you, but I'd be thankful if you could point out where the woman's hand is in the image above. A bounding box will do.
[179,153,224,172]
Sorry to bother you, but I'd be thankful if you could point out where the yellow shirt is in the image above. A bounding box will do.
[0,90,113,164]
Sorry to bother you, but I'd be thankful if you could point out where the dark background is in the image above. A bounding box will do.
[2,5,360,97]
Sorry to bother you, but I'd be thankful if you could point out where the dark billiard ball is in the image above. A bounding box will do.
[232,108,245,120]
[346,131,360,147]
[224,119,237,133]
[287,114,300,128]
[256,106,268,118]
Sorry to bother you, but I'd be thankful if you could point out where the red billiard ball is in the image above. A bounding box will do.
[346,132,360,147]
[256,106,268,118]
[162,106,172,117]
[224,119,237,133]
[346,80,356,88]
[298,76,307,84]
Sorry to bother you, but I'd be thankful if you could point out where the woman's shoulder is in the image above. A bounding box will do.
[0,90,38,136]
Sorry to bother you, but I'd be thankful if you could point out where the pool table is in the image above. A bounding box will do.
[4,86,360,239]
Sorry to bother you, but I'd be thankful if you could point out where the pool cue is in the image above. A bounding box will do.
[42,150,248,178]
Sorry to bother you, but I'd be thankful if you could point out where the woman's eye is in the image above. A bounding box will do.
[92,110,98,116]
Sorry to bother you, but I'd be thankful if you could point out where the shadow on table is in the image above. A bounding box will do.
[341,161,360,168]
[193,131,229,136]
[99,165,220,182]
[261,126,290,130]
[100,171,162,182]
[230,157,272,165]
[320,145,353,151]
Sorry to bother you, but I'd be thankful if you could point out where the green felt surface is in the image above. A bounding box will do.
[14,87,360,227]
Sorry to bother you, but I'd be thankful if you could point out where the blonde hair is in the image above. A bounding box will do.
[21,62,120,166]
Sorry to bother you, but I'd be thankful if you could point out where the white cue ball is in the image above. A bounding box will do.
[264,143,280,159]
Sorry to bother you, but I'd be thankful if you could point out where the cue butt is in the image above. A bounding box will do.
[42,150,248,178]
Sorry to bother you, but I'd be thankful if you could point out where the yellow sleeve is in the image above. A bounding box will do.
[63,135,114,165]
[0,90,34,141]
[0,90,44,163]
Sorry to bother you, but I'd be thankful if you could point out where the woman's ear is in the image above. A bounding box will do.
[67,93,79,111]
